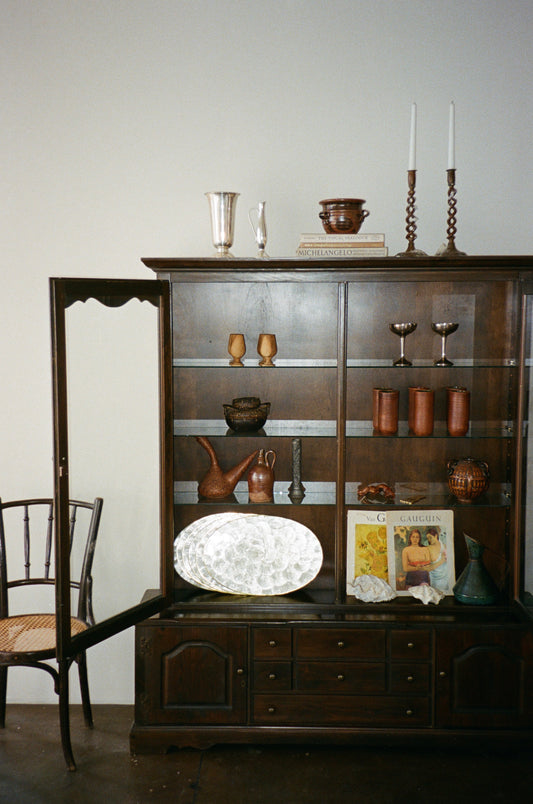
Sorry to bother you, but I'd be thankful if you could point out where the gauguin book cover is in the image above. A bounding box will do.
[346,508,455,597]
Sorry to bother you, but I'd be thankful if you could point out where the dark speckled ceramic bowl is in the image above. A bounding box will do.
[223,398,271,432]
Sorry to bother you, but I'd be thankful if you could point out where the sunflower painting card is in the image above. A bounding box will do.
[346,509,389,595]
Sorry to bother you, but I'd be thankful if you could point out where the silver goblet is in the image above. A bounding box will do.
[205,191,239,257]
[432,322,459,366]
[389,322,417,366]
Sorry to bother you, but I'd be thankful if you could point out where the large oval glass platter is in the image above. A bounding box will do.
[174,513,323,596]
[175,513,251,592]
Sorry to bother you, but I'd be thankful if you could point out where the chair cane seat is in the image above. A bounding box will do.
[0,614,88,654]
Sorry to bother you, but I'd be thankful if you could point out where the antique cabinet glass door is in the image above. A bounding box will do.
[519,282,533,615]
[50,277,173,663]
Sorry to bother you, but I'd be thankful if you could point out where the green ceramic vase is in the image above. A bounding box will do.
[453,533,499,605]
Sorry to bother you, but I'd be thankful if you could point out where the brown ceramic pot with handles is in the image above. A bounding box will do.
[319,198,370,234]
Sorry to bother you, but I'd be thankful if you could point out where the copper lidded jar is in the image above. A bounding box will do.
[447,457,490,503]
[447,386,470,437]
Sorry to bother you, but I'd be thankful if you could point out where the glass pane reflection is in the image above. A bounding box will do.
[65,298,160,621]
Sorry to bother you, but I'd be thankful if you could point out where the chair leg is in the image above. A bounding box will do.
[77,652,93,728]
[0,665,7,728]
[58,659,76,771]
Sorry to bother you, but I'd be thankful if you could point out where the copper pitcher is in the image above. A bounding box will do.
[248,448,276,503]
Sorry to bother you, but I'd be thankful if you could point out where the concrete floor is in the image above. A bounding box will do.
[1,705,532,803]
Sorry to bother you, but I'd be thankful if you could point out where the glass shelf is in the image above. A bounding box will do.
[174,420,337,437]
[347,358,516,368]
[345,482,511,508]
[173,481,511,509]
[174,481,336,506]
[174,420,513,438]
[173,358,517,369]
[173,358,336,368]
[346,421,514,438]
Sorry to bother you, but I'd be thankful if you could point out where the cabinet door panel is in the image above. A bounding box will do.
[135,625,247,725]
[436,629,533,727]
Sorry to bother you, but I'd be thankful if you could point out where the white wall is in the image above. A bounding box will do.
[1,0,532,704]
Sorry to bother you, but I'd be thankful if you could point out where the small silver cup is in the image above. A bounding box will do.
[205,191,239,257]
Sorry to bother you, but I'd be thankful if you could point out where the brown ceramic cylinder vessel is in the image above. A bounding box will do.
[372,387,387,431]
[447,386,470,437]
[408,386,429,432]
[376,389,399,435]
[410,388,434,436]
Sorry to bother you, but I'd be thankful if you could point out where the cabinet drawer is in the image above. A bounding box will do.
[253,662,292,691]
[390,663,430,693]
[295,662,386,693]
[295,628,386,659]
[253,694,430,727]
[253,627,292,658]
[390,630,431,660]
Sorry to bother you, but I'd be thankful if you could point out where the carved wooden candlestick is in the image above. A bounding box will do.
[288,437,305,503]
[396,170,427,257]
[436,169,466,256]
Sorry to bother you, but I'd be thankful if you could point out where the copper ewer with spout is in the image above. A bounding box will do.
[196,436,258,499]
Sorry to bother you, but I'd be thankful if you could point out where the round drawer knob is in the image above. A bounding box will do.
[267,706,276,714]
[407,642,414,649]
[405,709,414,717]
[268,673,277,680]
[236,668,244,676]
[439,670,447,678]
[337,674,345,681]
[268,640,277,647]
[407,675,414,683]
[337,641,345,648]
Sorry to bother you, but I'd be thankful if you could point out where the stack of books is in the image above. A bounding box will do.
[296,232,388,258]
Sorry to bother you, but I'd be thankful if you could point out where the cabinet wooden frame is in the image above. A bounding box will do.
[129,256,533,750]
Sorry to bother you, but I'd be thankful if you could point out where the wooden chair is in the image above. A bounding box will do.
[0,497,103,769]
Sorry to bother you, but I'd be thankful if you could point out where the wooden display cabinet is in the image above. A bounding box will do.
[129,256,533,753]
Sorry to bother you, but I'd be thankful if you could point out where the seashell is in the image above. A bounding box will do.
[408,584,445,605]
[351,574,396,602]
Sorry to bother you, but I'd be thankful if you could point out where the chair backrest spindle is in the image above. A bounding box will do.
[0,497,103,624]
[44,502,54,580]
[23,504,30,580]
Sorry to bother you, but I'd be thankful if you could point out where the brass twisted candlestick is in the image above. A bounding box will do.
[396,170,427,257]
[436,169,466,256]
